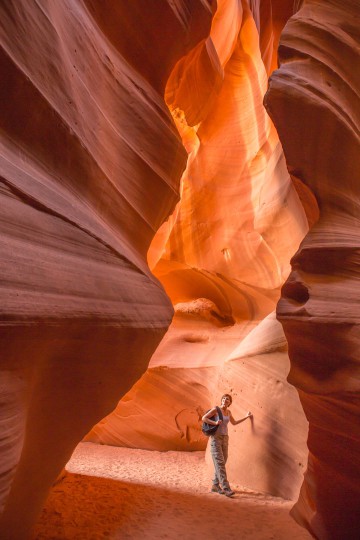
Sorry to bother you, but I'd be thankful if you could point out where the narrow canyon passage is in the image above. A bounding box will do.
[34,443,312,540]
[1,1,359,539]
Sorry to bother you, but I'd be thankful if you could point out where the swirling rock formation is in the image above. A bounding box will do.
[0,1,214,537]
[5,0,353,537]
[89,0,310,501]
[265,0,360,538]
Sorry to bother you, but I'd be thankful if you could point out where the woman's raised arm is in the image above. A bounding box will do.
[230,411,252,425]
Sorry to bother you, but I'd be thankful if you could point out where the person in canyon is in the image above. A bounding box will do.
[202,394,252,497]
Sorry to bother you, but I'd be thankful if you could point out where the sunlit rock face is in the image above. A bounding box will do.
[89,0,310,501]
[0,1,214,537]
[265,0,360,538]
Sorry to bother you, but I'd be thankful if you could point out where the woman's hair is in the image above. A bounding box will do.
[221,393,232,405]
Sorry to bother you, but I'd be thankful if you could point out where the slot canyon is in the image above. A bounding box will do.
[0,1,359,539]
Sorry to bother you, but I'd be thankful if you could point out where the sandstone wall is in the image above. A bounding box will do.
[265,0,360,538]
[0,1,213,537]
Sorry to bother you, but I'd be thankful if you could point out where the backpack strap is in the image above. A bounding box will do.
[216,406,223,421]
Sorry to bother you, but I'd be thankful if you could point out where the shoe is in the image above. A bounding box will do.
[222,488,235,497]
[211,484,224,494]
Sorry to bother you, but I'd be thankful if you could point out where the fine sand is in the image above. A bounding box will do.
[34,442,312,540]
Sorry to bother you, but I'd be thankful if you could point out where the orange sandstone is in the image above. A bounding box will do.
[89,0,310,503]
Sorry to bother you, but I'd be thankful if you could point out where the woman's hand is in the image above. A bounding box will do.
[217,419,223,425]
[246,411,253,418]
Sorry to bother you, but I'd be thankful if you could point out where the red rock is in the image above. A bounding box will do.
[0,1,213,537]
[265,1,360,538]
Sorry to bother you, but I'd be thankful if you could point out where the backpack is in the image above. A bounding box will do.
[201,406,223,437]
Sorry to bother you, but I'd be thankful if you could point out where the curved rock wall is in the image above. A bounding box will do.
[265,0,360,538]
[0,1,213,537]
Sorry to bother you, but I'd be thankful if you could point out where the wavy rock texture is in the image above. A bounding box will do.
[0,1,214,538]
[265,0,360,538]
[89,0,310,501]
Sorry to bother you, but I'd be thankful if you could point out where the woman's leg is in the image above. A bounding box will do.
[210,435,230,489]
[222,435,229,464]
[210,435,220,485]
[221,435,235,495]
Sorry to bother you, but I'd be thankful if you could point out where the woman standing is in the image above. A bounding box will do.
[202,394,252,497]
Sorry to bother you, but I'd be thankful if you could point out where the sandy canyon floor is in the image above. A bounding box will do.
[34,443,312,540]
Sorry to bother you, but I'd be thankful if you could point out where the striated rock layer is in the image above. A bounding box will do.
[89,0,310,502]
[265,0,360,538]
[0,1,214,538]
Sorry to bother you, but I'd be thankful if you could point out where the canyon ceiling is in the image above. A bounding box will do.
[0,1,359,540]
